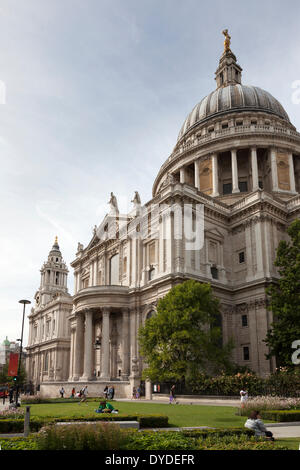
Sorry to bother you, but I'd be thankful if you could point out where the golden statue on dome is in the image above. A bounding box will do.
[222,29,231,52]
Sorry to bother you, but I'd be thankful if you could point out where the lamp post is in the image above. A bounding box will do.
[15,299,31,406]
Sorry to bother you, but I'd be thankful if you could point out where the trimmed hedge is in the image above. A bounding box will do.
[0,414,169,433]
[181,427,255,438]
[21,397,103,404]
[0,428,289,451]
[261,410,300,422]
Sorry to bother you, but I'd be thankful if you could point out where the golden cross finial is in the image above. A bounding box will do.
[55,236,58,245]
[222,29,231,52]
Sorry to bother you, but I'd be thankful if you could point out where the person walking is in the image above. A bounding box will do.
[2,388,7,405]
[132,387,137,399]
[59,387,65,398]
[70,387,75,398]
[108,386,113,400]
[103,385,108,399]
[79,386,88,405]
[169,384,177,404]
[240,389,248,409]
[9,387,14,404]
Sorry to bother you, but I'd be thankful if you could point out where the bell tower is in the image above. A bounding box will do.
[35,237,69,307]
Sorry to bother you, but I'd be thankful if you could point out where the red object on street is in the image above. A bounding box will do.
[8,353,19,376]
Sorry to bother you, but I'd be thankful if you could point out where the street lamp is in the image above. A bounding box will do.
[15,299,31,406]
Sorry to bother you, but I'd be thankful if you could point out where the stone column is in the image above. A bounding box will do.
[254,219,264,279]
[251,147,259,191]
[122,308,130,380]
[231,149,240,193]
[211,153,219,196]
[194,159,200,191]
[80,310,94,381]
[270,147,279,191]
[130,309,139,378]
[100,308,110,380]
[72,312,84,381]
[288,152,296,193]
[180,167,185,184]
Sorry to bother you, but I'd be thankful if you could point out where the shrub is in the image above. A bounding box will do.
[0,417,47,434]
[137,415,168,428]
[260,410,300,422]
[21,396,103,404]
[188,371,264,396]
[0,414,168,433]
[0,436,38,450]
[36,422,129,450]
[181,427,254,439]
[196,434,288,450]
[121,431,195,451]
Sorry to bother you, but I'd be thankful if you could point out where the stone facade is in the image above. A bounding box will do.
[26,40,300,398]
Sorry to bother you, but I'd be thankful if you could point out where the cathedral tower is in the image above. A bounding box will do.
[35,237,69,307]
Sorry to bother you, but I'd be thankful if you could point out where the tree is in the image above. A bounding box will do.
[0,360,27,387]
[138,280,233,384]
[265,219,300,368]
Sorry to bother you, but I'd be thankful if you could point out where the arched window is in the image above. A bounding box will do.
[110,253,120,285]
[146,310,155,322]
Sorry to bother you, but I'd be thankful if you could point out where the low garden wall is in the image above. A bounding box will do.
[39,381,131,399]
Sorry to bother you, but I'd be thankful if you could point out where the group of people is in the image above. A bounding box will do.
[103,385,115,400]
[1,386,15,405]
[59,385,89,403]
[132,386,142,399]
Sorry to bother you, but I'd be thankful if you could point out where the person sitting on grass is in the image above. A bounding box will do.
[244,410,275,441]
[95,401,118,414]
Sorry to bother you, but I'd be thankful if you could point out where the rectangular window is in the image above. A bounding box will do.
[239,181,248,192]
[236,121,243,126]
[243,346,250,361]
[211,266,218,280]
[110,253,120,285]
[242,315,248,327]
[222,123,228,129]
[223,183,232,195]
[239,251,245,264]
[259,180,264,189]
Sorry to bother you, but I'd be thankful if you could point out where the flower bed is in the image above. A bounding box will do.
[238,396,300,416]
[0,408,25,420]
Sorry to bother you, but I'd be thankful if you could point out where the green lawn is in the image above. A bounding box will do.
[23,401,251,428]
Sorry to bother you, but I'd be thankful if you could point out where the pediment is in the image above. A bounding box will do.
[204,227,224,240]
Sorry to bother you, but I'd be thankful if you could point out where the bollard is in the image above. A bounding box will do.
[24,406,31,437]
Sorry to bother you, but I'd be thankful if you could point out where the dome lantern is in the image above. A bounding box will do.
[215,29,243,88]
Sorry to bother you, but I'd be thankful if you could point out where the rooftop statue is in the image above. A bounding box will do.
[108,192,119,213]
[222,29,231,53]
[131,191,141,207]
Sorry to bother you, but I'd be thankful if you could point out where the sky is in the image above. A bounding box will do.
[0,0,299,347]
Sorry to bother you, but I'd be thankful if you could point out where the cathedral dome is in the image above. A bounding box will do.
[177,84,290,141]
